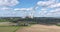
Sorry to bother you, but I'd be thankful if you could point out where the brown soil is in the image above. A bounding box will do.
[16,24,60,32]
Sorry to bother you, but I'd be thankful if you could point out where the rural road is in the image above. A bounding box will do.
[16,24,60,32]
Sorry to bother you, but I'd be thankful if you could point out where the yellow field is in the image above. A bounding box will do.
[16,24,60,32]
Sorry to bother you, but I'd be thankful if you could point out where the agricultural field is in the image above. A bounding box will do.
[0,22,20,32]
[16,24,60,32]
[0,17,60,32]
[0,22,30,32]
[0,26,19,32]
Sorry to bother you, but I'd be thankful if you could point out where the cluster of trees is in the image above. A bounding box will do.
[0,17,60,25]
[34,17,60,25]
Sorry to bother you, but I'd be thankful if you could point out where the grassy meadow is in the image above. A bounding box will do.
[0,26,20,32]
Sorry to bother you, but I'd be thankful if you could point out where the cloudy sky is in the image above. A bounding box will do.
[0,0,60,17]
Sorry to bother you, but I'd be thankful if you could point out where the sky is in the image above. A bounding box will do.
[0,0,60,17]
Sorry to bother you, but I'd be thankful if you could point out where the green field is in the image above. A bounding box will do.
[0,22,30,32]
[0,26,20,32]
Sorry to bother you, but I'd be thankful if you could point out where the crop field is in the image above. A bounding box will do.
[0,22,20,32]
[0,26,19,32]
[16,24,60,32]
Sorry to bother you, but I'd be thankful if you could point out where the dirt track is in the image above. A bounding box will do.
[16,24,60,32]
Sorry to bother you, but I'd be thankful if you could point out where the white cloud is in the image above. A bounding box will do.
[50,8,60,12]
[48,0,59,2]
[0,0,60,17]
[37,0,56,8]
[48,3,60,8]
[0,7,13,11]
[43,8,60,17]
[37,1,51,6]
[36,0,60,17]
[37,0,60,8]
[14,8,33,11]
[0,0,19,6]
[14,7,35,18]
[39,8,48,17]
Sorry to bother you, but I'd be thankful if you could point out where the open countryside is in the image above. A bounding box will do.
[0,17,60,32]
[0,0,60,32]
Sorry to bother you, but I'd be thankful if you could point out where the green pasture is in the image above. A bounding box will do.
[0,26,20,32]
